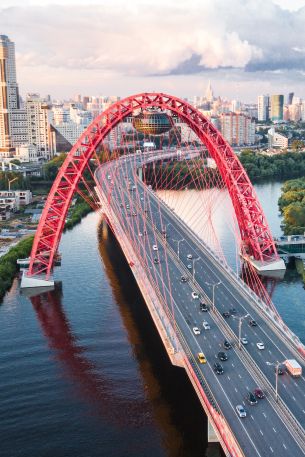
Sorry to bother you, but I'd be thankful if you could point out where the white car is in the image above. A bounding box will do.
[187,264,192,269]
[256,342,265,350]
[187,254,193,259]
[193,327,201,335]
[241,337,248,345]
[236,405,246,418]
[139,232,143,237]
[202,321,211,330]
[153,245,158,251]
[192,292,199,299]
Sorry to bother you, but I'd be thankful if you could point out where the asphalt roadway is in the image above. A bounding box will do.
[95,152,305,457]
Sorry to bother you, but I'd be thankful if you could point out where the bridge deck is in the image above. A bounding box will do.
[95,153,305,457]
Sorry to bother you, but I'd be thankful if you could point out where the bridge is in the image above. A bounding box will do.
[20,93,305,456]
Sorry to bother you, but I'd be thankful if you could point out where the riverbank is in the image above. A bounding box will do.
[0,198,93,302]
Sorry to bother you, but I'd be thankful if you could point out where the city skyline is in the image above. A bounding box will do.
[1,0,305,100]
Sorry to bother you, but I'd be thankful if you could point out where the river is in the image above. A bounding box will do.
[0,181,304,457]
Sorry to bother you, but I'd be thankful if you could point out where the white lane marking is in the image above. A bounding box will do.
[262,412,267,418]
[251,414,254,420]
[283,443,287,449]
[259,429,263,436]
[238,374,242,379]
[270,446,274,453]
[227,376,231,381]
[273,427,276,433]
[234,387,238,392]
[232,363,235,368]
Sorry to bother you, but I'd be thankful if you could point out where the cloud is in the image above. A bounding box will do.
[1,0,305,98]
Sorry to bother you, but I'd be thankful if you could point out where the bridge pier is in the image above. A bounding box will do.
[20,270,54,289]
[208,419,219,443]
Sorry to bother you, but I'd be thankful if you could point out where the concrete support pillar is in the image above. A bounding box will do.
[208,419,219,443]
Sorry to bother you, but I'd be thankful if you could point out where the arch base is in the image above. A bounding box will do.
[21,270,55,289]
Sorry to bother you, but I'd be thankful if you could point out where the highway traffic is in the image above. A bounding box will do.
[95,151,305,457]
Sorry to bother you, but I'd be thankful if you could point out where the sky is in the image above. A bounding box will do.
[1,0,305,102]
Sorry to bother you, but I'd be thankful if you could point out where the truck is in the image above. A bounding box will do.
[284,359,302,377]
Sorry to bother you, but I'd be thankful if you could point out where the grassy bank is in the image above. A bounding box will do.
[0,236,34,301]
[0,197,93,302]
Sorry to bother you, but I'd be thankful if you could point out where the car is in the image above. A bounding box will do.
[230,308,237,315]
[253,388,265,399]
[187,264,192,269]
[180,276,187,283]
[132,212,137,216]
[139,232,143,237]
[218,351,228,361]
[140,197,144,201]
[126,204,130,209]
[241,337,248,345]
[223,340,232,350]
[246,392,258,405]
[153,257,160,264]
[192,292,199,299]
[213,362,224,374]
[222,311,230,318]
[193,327,201,335]
[256,342,265,350]
[249,319,257,327]
[236,405,247,418]
[200,303,208,312]
[197,352,207,364]
[277,365,285,375]
[152,245,158,251]
[202,321,211,330]
[143,230,148,235]
[187,254,193,259]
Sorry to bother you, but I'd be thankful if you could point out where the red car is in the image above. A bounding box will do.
[254,388,265,399]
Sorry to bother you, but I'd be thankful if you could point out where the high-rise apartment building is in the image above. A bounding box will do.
[0,35,22,156]
[257,95,269,122]
[270,95,284,121]
[220,113,255,146]
[26,94,54,160]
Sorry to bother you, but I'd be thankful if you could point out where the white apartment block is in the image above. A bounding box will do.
[268,127,288,148]
[55,122,87,146]
[257,95,269,122]
[26,94,54,160]
[15,144,39,162]
[0,190,32,210]
[220,113,255,146]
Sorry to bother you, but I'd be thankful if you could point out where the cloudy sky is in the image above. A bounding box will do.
[1,0,305,101]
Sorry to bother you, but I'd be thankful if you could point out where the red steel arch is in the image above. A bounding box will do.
[28,92,278,279]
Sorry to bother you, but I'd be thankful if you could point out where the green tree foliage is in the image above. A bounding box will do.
[278,177,305,235]
[239,151,305,181]
[43,153,67,180]
[0,236,34,301]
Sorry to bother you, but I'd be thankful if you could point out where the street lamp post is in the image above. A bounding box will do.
[205,280,221,312]
[8,176,18,192]
[266,361,282,402]
[237,314,249,349]
[173,238,184,259]
[192,257,200,282]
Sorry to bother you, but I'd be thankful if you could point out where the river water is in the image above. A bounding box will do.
[0,181,304,457]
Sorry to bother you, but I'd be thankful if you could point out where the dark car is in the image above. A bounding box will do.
[277,365,285,375]
[200,302,209,312]
[222,311,230,318]
[249,319,257,327]
[223,340,232,350]
[180,276,187,283]
[253,388,265,399]
[153,257,160,264]
[218,351,228,361]
[246,392,258,405]
[213,362,224,375]
[230,308,237,315]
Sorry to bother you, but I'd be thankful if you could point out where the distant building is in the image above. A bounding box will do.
[288,92,294,105]
[0,35,26,159]
[0,190,32,210]
[257,95,269,122]
[205,80,214,103]
[270,95,284,121]
[220,113,255,146]
[25,94,54,160]
[268,127,288,148]
[15,144,39,162]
